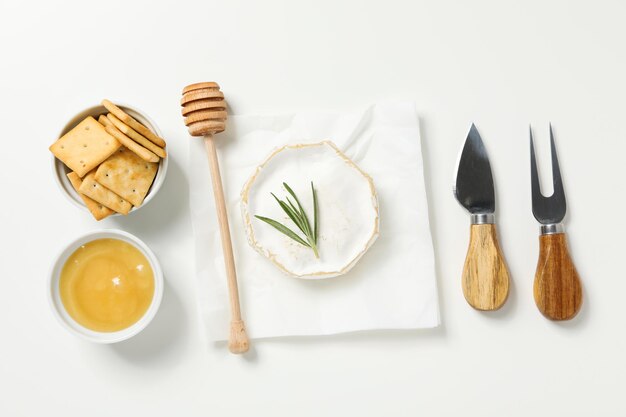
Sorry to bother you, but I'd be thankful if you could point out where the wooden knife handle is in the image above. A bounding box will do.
[533,232,582,321]
[462,223,510,310]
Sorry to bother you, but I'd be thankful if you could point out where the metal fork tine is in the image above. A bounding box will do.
[530,126,542,199]
[531,124,567,224]
[549,124,566,200]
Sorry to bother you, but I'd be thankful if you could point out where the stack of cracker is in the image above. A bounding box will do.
[50,100,167,220]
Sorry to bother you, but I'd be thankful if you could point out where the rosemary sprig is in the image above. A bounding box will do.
[255,182,319,258]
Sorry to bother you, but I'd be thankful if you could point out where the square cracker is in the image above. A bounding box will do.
[95,147,158,207]
[102,99,167,147]
[98,114,113,128]
[50,116,120,177]
[106,113,167,158]
[79,170,132,215]
[66,172,114,221]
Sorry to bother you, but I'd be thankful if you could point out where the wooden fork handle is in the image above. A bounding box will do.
[533,231,582,321]
[462,223,510,311]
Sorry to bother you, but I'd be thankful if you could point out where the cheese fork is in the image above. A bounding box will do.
[530,125,583,320]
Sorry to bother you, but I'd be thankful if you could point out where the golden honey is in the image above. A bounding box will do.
[59,238,155,332]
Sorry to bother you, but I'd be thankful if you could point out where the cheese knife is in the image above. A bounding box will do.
[453,124,510,310]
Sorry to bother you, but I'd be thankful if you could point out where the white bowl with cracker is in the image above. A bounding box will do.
[51,102,168,220]
[47,229,164,344]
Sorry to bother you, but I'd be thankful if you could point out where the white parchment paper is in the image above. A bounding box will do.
[189,102,439,341]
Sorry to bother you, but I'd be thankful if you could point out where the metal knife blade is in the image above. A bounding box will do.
[453,124,496,214]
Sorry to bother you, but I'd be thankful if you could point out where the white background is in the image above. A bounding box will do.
[0,1,623,415]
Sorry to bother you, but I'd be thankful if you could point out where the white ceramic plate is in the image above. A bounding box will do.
[241,141,379,279]
[51,103,168,216]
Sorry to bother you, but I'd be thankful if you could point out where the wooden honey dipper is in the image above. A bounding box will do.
[181,82,249,354]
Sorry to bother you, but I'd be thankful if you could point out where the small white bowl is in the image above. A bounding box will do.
[47,229,164,344]
[51,103,168,216]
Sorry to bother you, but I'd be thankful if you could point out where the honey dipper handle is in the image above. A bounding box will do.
[203,135,250,354]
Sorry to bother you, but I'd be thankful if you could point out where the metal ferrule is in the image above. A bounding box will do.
[471,213,495,225]
[540,223,564,235]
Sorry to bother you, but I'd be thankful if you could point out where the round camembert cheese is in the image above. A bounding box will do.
[241,141,379,279]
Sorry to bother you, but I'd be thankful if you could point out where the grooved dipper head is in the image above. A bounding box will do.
[181,82,227,136]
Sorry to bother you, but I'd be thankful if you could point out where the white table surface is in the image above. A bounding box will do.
[1,1,624,415]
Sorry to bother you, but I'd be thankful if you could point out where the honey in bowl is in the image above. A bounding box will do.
[59,238,155,332]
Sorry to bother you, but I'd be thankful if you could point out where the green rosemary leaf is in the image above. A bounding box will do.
[285,196,299,216]
[283,183,305,217]
[283,196,303,229]
[272,193,299,226]
[256,182,320,259]
[254,215,311,247]
[311,182,318,245]
[275,196,307,235]
[282,182,299,204]
[283,182,312,236]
